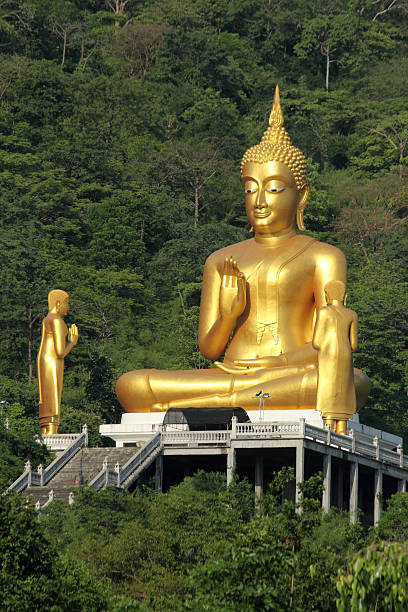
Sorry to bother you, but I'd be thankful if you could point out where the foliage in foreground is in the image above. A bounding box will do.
[337,542,408,612]
[3,471,408,610]
[0,493,109,611]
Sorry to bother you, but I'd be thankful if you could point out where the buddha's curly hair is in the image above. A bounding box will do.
[241,87,307,190]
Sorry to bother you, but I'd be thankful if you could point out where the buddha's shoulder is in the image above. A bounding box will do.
[307,237,346,263]
[204,238,254,264]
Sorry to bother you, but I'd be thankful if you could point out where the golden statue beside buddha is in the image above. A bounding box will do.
[313,280,358,435]
[37,290,78,435]
[116,86,370,427]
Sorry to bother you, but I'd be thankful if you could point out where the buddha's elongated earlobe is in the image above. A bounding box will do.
[249,226,254,233]
[296,208,305,231]
[296,183,310,231]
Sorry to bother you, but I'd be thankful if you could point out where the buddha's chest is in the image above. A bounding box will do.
[236,239,315,347]
[239,238,315,304]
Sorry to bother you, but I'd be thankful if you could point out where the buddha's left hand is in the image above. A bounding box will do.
[215,355,284,374]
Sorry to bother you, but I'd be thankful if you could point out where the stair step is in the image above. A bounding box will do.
[23,446,147,506]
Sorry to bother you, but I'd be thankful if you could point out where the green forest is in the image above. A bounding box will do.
[0,0,407,447]
[5,471,408,610]
[0,0,407,608]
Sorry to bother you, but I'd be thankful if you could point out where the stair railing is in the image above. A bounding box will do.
[7,425,88,494]
[88,432,162,491]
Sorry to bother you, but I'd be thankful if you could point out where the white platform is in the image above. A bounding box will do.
[101,410,326,446]
[100,412,169,446]
[99,409,401,449]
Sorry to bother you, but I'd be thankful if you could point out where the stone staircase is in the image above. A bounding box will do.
[24,447,137,505]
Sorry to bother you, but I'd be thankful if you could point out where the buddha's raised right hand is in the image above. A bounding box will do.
[219,257,246,322]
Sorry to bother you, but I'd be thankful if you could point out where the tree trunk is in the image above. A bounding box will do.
[62,30,67,66]
[325,50,330,93]
[28,309,41,380]
[115,0,120,35]
[399,144,404,178]
[177,289,187,316]
[194,178,199,228]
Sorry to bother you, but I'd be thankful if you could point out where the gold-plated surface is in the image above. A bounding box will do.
[37,290,78,434]
[116,86,370,416]
[313,281,358,434]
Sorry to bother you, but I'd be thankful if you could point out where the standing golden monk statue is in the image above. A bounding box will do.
[313,281,358,435]
[116,86,370,416]
[37,290,78,434]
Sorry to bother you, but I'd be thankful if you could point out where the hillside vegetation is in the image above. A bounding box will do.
[0,0,407,470]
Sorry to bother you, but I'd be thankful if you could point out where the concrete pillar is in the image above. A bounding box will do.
[155,453,163,491]
[349,461,359,524]
[374,468,383,525]
[295,441,304,507]
[322,453,331,511]
[227,446,236,486]
[398,479,406,493]
[337,462,344,509]
[255,455,264,503]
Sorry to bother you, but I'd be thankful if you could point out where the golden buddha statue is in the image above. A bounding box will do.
[37,290,78,434]
[116,86,370,415]
[313,280,358,435]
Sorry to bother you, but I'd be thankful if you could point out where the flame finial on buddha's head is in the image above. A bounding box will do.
[241,85,307,191]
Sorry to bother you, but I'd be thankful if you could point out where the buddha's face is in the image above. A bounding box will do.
[242,161,299,234]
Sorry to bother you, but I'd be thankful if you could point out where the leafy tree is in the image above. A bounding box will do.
[337,542,408,612]
[0,493,109,609]
[295,2,358,92]
[374,491,408,542]
[185,517,294,611]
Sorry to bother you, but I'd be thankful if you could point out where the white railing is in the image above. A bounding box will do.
[88,432,162,490]
[158,420,407,470]
[381,447,403,467]
[8,425,88,493]
[162,431,229,444]
[305,424,354,451]
[42,433,82,449]
[236,422,301,435]
[120,433,161,484]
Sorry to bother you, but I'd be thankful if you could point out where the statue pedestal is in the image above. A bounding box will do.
[100,413,168,447]
[100,408,326,447]
[99,409,402,451]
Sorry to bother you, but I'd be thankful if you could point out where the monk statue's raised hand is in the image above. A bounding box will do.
[68,324,79,346]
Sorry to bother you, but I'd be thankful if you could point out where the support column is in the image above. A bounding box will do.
[227,446,236,487]
[374,468,383,525]
[295,441,304,507]
[337,462,344,509]
[398,479,406,493]
[255,455,264,504]
[349,461,359,524]
[322,453,331,512]
[155,453,163,491]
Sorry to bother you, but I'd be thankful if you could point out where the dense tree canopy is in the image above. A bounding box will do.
[0,0,406,459]
[3,469,408,610]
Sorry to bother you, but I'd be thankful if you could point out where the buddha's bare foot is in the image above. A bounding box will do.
[151,402,170,412]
